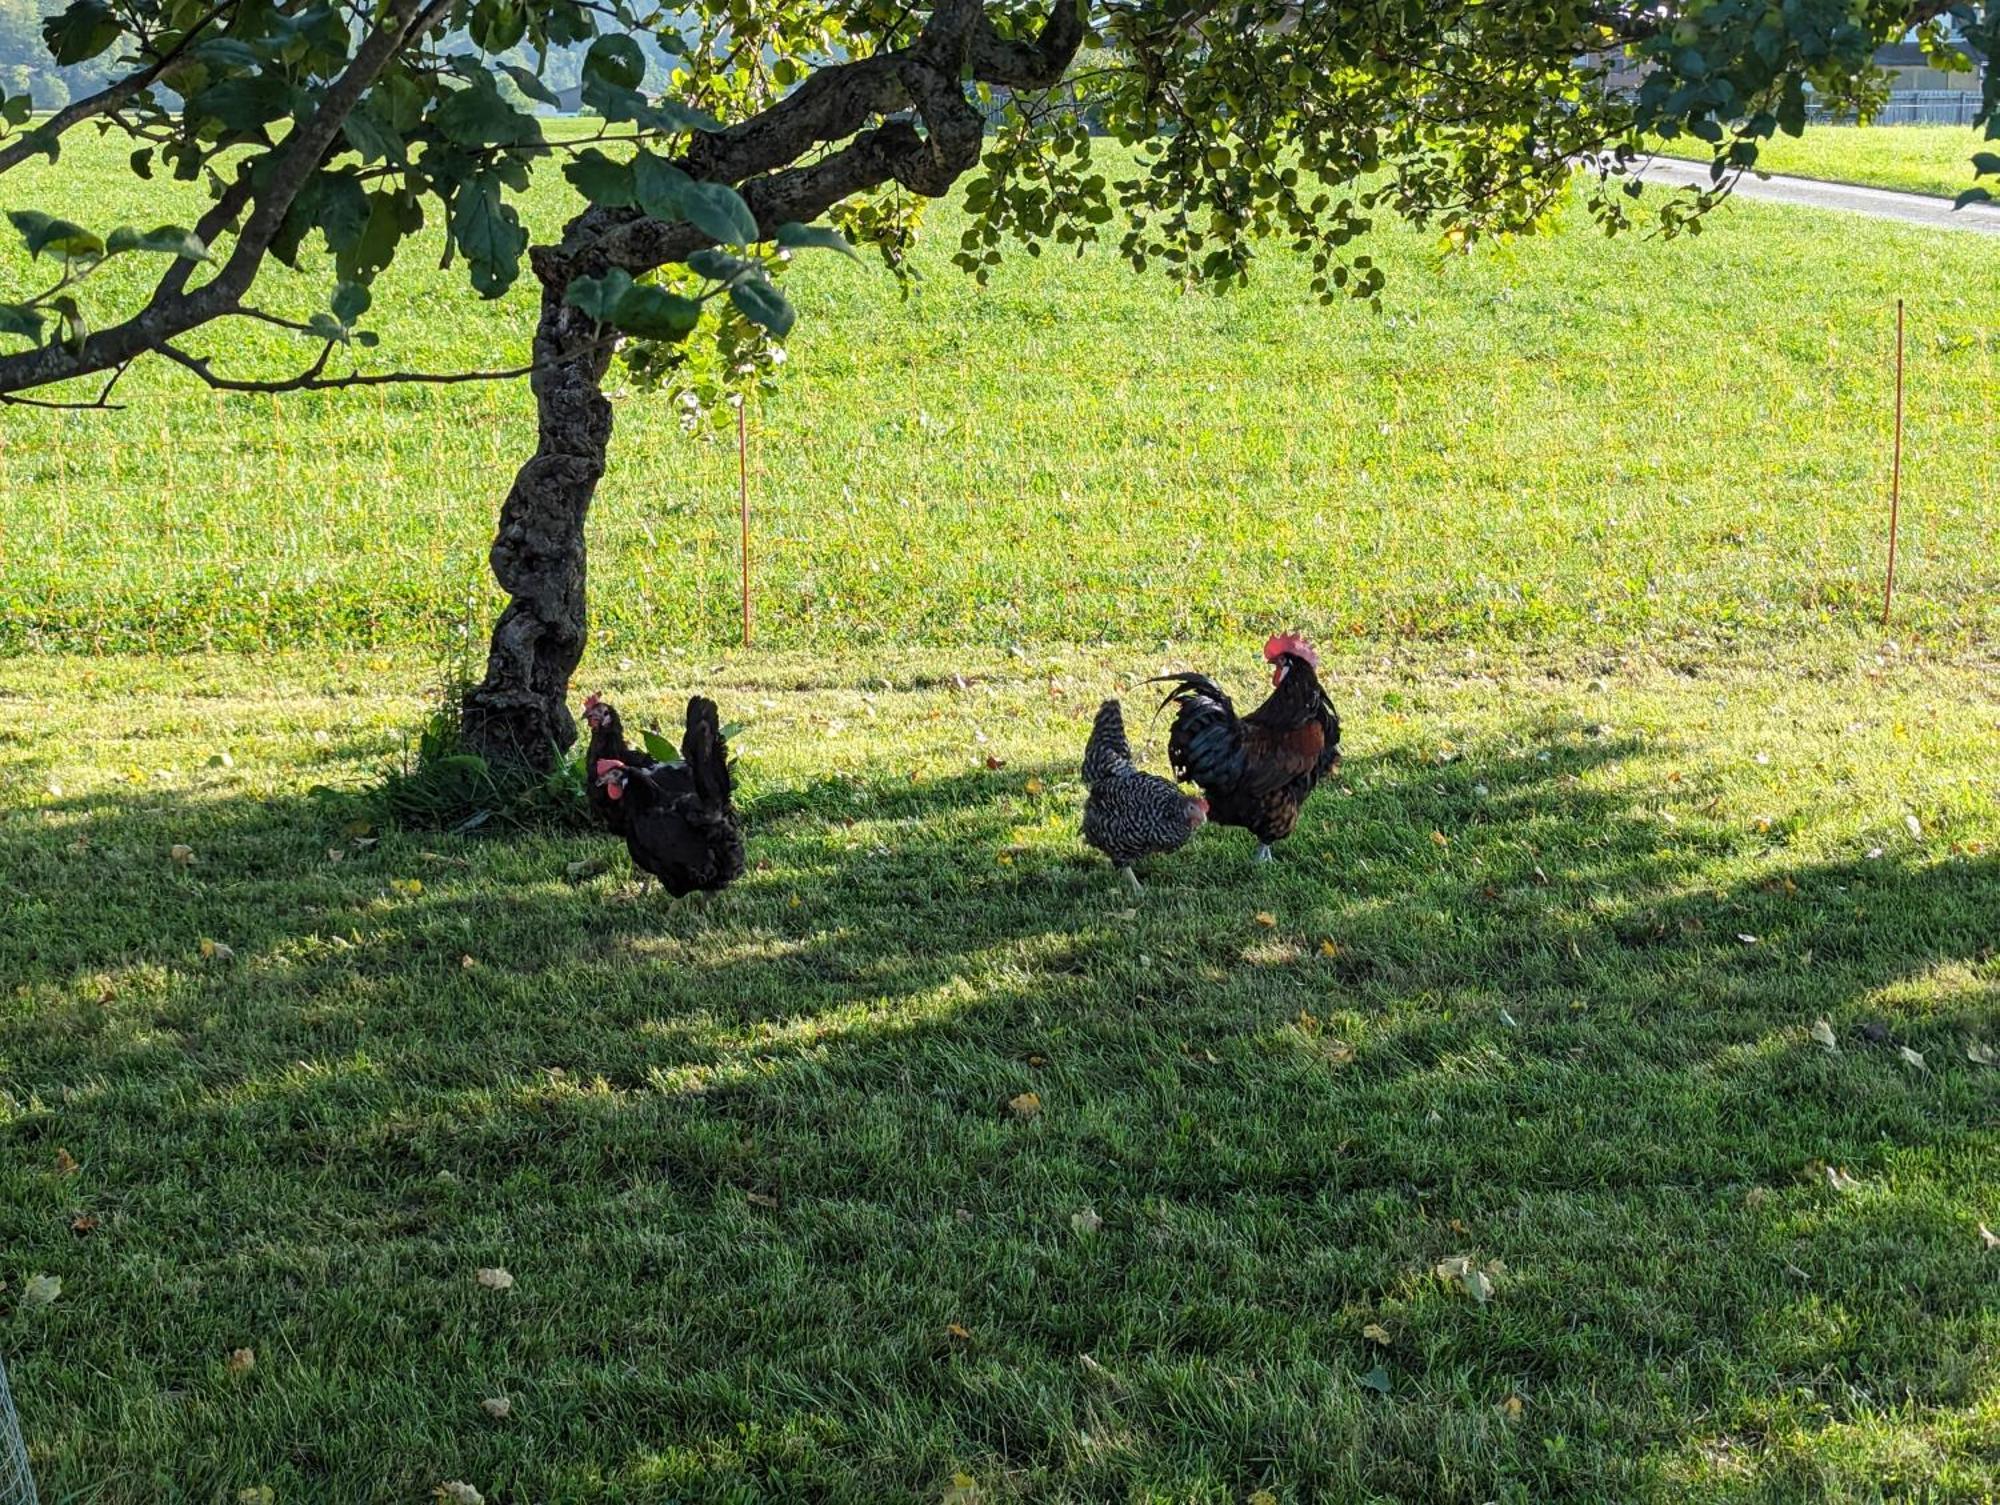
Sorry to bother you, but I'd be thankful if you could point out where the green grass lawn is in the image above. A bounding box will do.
[1651,123,1993,200]
[1,134,1996,657]
[3,641,1997,1502]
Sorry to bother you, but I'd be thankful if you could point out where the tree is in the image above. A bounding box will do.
[0,0,1993,769]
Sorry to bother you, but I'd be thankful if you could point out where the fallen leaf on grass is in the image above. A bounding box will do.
[169,844,195,866]
[238,1488,275,1505]
[480,1396,512,1419]
[1361,1323,1392,1345]
[941,1474,983,1505]
[474,1268,514,1292]
[1429,830,1449,848]
[1319,939,1339,957]
[1248,1493,1278,1505]
[1500,1394,1526,1419]
[1898,1045,1926,1071]
[390,878,423,898]
[1809,1019,1838,1054]
[1005,1092,1041,1121]
[1736,934,1760,945]
[201,939,235,963]
[564,856,609,881]
[460,955,477,970]
[1071,1207,1103,1235]
[1966,1041,1995,1068]
[53,1147,78,1176]
[227,1347,255,1374]
[1823,1165,1862,1193]
[1254,912,1277,928]
[436,1485,485,1505]
[69,1213,98,1235]
[1358,1365,1391,1395]
[944,1322,971,1342]
[1025,778,1045,795]
[1979,1223,1998,1251]
[1905,814,1923,839]
[984,755,1006,771]
[1436,1256,1500,1303]
[745,1191,779,1210]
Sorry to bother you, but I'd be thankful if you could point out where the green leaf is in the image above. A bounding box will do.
[434,80,536,148]
[307,311,348,343]
[612,283,702,340]
[501,62,560,108]
[190,36,262,68]
[775,221,862,261]
[451,174,527,297]
[687,248,759,283]
[129,146,153,178]
[190,74,300,133]
[632,152,692,221]
[309,174,371,256]
[564,268,634,323]
[680,180,759,247]
[105,224,210,261]
[728,273,795,337]
[42,0,120,65]
[640,730,680,764]
[342,111,403,165]
[336,190,420,283]
[472,0,526,53]
[643,97,722,133]
[582,34,644,90]
[332,279,371,326]
[8,209,103,262]
[563,149,635,208]
[0,301,44,342]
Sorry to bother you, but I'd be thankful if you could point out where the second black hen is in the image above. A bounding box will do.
[1081,698,1208,890]
[594,696,745,897]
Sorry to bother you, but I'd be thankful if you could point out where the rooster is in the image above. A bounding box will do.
[1151,632,1341,863]
[579,693,669,836]
[593,696,745,897]
[1081,698,1208,890]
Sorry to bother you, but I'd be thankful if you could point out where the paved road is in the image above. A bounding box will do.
[1627,155,2000,235]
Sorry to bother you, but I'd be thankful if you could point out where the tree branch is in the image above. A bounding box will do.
[0,0,237,177]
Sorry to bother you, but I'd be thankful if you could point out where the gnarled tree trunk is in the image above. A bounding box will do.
[460,273,616,771]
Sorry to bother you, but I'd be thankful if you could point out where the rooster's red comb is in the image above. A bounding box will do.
[1263,632,1318,669]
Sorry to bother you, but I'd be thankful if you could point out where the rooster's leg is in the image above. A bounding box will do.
[1253,844,1273,864]
[1120,866,1143,893]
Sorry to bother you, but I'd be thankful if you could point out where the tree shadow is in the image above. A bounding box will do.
[1,716,1994,1502]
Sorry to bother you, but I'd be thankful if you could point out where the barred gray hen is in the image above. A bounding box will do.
[1081,698,1208,890]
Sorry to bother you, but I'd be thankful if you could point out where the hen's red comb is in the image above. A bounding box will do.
[582,693,602,710]
[593,758,623,778]
[1263,631,1318,669]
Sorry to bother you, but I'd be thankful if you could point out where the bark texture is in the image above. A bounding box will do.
[460,284,615,769]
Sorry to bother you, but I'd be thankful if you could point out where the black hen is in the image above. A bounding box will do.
[1152,632,1341,863]
[1080,698,1208,890]
[595,696,745,897]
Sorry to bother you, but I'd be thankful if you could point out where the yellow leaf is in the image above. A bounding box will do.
[391,878,423,897]
[201,938,236,963]
[1318,939,1339,957]
[942,1474,983,1505]
[1025,777,1045,795]
[1254,912,1277,928]
[475,1267,514,1291]
[1006,1092,1041,1121]
[53,1147,78,1176]
[945,1322,971,1341]
[1249,1493,1279,1505]
[460,955,477,969]
[1500,1394,1526,1418]
[1361,1323,1391,1345]
[169,843,195,866]
[238,1489,276,1505]
[227,1347,256,1374]
[1429,830,1448,847]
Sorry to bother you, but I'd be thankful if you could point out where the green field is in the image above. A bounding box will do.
[3,643,1996,1502]
[3,124,1999,1503]
[1,133,1996,656]
[1652,122,1994,200]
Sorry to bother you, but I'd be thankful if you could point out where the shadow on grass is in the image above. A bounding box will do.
[1,725,1994,1503]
